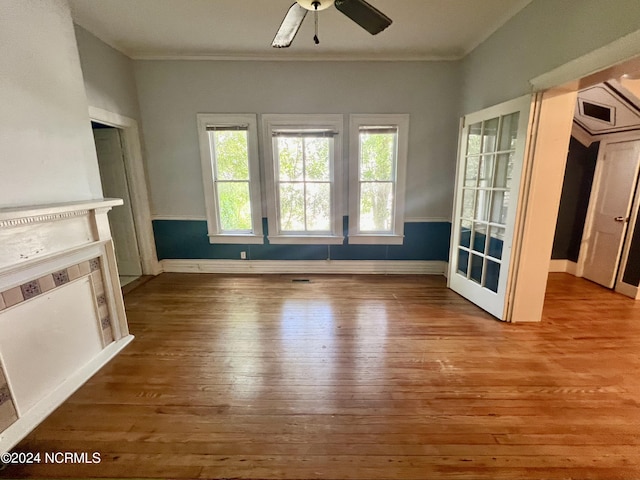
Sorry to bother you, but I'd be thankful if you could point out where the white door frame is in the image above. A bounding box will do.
[576,136,640,296]
[617,179,640,299]
[89,106,160,276]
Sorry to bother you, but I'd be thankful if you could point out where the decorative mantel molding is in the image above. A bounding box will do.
[0,199,123,224]
[0,197,132,454]
[0,199,123,274]
[0,210,89,229]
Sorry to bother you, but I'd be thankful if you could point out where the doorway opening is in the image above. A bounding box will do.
[88,106,160,285]
[92,121,143,288]
[549,75,640,299]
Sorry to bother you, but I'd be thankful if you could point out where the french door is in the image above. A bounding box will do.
[449,96,532,320]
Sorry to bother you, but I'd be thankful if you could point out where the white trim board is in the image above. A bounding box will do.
[161,260,447,275]
[615,281,639,300]
[404,217,451,223]
[0,335,134,453]
[548,259,578,275]
[151,215,208,221]
[130,53,463,62]
[152,216,451,224]
[530,30,640,91]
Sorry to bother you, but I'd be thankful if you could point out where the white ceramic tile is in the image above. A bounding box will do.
[67,265,81,281]
[38,274,56,292]
[78,261,91,276]
[2,287,24,308]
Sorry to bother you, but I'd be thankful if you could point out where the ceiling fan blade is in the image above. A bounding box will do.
[272,3,308,48]
[334,0,392,35]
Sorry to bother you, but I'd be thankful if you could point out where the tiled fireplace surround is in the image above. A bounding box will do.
[0,199,133,452]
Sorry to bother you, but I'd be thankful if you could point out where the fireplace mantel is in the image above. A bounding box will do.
[0,198,133,452]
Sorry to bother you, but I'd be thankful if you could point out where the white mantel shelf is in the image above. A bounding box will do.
[0,198,123,223]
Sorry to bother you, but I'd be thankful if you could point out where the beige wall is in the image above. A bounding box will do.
[462,0,640,113]
[74,25,142,121]
[0,0,102,208]
[133,60,462,220]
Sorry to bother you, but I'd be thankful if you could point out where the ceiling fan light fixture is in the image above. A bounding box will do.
[296,0,335,11]
[271,0,391,48]
[335,0,392,35]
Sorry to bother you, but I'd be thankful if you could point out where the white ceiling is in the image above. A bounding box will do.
[69,0,533,61]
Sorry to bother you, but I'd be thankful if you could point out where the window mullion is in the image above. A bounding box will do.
[303,137,308,231]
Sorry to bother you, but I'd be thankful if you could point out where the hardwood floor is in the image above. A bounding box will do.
[7,273,640,479]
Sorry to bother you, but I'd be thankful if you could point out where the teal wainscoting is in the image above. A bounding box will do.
[152,218,451,261]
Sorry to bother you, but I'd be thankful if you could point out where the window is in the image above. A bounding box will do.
[348,114,409,244]
[197,114,263,244]
[262,114,344,244]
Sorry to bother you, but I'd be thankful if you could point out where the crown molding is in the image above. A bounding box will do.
[130,52,463,62]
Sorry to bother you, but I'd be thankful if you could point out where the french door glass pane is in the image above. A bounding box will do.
[465,156,480,186]
[277,137,304,181]
[457,249,469,275]
[485,260,500,292]
[459,220,472,248]
[306,183,331,231]
[478,155,494,187]
[474,189,490,221]
[499,112,520,151]
[360,182,393,232]
[472,223,487,254]
[494,153,512,188]
[482,117,499,153]
[470,254,484,284]
[488,227,505,260]
[467,123,482,155]
[217,182,252,231]
[213,131,250,180]
[462,189,474,219]
[490,190,510,225]
[279,183,305,231]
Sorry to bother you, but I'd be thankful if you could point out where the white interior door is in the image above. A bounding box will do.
[94,128,142,277]
[448,96,531,320]
[582,140,640,288]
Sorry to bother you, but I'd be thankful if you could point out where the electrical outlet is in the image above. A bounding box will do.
[240,251,247,260]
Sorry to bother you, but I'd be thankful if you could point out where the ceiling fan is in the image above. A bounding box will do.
[272,0,392,48]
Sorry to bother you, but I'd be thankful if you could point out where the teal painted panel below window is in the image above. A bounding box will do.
[153,219,451,261]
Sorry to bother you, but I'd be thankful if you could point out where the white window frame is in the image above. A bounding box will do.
[197,113,264,244]
[348,114,409,245]
[262,114,345,245]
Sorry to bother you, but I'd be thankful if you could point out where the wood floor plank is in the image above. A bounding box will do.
[7,272,640,478]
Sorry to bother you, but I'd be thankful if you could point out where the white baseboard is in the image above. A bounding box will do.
[0,335,134,453]
[160,259,447,275]
[549,259,578,275]
[615,281,639,299]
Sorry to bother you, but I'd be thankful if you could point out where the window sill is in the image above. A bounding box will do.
[267,235,345,245]
[208,234,264,245]
[348,234,405,245]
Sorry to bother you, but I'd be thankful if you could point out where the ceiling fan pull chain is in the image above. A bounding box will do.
[313,1,320,44]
